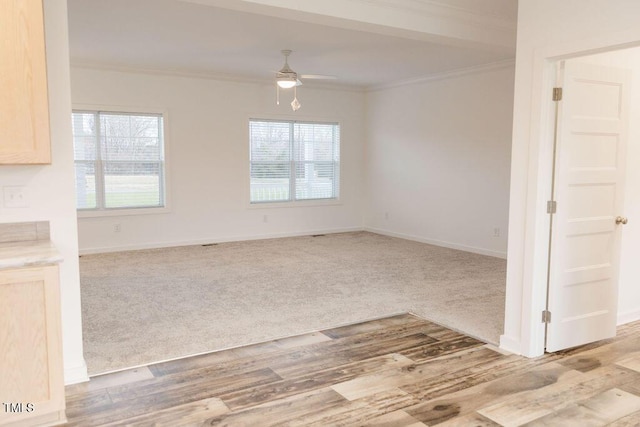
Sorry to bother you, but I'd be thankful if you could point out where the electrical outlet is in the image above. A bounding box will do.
[3,186,29,208]
[114,223,121,233]
[263,215,268,223]
[384,212,389,220]
[493,228,500,237]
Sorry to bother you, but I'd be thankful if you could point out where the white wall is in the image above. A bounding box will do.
[577,47,640,325]
[503,0,640,357]
[364,64,514,258]
[0,1,87,384]
[70,67,365,253]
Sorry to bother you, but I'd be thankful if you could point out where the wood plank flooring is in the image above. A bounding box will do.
[64,314,640,426]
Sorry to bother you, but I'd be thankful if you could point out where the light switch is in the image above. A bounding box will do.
[3,186,29,208]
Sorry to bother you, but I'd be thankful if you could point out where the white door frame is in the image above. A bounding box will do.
[502,28,640,358]
[546,61,630,351]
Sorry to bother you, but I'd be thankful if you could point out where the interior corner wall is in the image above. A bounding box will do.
[503,0,640,357]
[0,1,87,384]
[363,65,515,258]
[70,68,365,253]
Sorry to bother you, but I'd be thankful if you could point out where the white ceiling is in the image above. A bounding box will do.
[67,0,517,89]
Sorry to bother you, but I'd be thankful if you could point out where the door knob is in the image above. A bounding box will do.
[616,216,628,225]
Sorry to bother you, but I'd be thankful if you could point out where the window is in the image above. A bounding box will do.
[72,111,166,211]
[249,119,340,203]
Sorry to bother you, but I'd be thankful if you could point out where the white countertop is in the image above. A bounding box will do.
[0,240,63,270]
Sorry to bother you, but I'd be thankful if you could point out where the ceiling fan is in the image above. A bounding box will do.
[275,49,336,111]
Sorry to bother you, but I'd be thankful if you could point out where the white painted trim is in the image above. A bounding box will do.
[364,226,507,259]
[245,116,342,208]
[514,53,558,359]
[77,206,171,218]
[247,200,343,210]
[71,105,173,218]
[78,226,364,255]
[71,60,269,85]
[498,334,521,355]
[70,59,520,94]
[64,360,89,385]
[618,309,640,326]
[70,59,519,94]
[79,226,510,258]
[369,59,515,91]
[72,103,168,116]
[70,61,365,93]
[505,28,640,359]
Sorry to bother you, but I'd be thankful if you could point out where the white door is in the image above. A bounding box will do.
[546,60,631,352]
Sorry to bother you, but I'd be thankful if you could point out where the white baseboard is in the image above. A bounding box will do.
[80,226,508,259]
[618,309,640,326]
[79,226,364,255]
[64,359,89,385]
[364,226,508,259]
[499,334,521,355]
[499,311,639,355]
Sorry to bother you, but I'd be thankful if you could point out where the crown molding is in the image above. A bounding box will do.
[70,60,366,93]
[368,58,516,92]
[71,60,267,84]
[71,59,516,94]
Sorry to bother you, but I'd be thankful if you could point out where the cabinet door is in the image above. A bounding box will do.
[0,0,51,164]
[0,266,65,426]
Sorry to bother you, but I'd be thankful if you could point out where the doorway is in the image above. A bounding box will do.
[545,46,640,352]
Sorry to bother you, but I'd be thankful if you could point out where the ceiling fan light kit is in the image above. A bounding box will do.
[274,49,337,111]
[276,49,301,111]
[277,79,297,89]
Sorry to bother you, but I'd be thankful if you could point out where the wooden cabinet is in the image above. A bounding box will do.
[0,265,66,427]
[0,0,51,164]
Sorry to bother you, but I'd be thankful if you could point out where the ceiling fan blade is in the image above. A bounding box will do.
[300,74,337,80]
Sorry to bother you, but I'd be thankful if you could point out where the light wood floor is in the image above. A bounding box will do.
[64,314,640,426]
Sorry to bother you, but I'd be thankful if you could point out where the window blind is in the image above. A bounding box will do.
[72,111,165,211]
[249,119,340,203]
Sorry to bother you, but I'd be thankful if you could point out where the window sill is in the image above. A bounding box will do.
[77,206,170,218]
[247,199,343,210]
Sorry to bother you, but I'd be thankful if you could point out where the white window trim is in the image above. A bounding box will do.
[247,115,342,208]
[73,104,171,218]
[246,198,343,210]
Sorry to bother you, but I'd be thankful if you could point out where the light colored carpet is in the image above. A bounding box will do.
[80,231,506,375]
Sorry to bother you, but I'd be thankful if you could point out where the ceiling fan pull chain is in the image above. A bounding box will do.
[291,85,301,111]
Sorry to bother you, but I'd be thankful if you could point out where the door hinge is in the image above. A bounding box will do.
[552,87,563,101]
[547,200,557,214]
[542,310,552,323]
